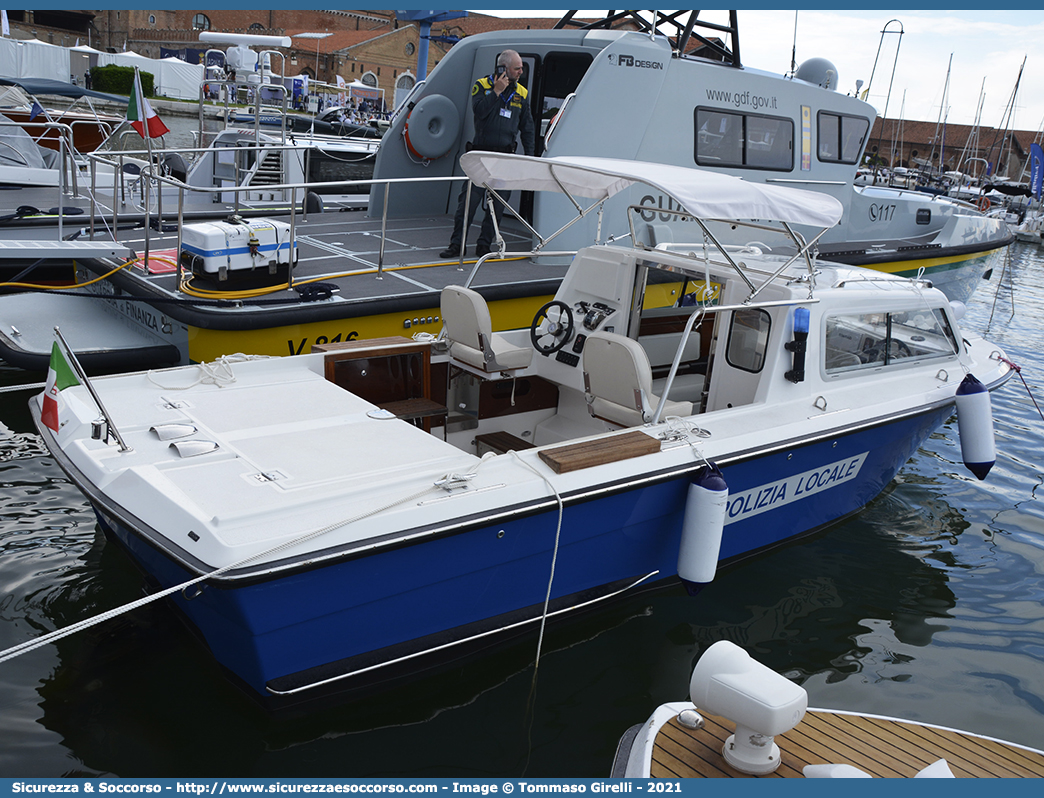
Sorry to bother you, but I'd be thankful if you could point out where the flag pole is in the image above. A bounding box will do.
[53,327,133,453]
[135,67,155,260]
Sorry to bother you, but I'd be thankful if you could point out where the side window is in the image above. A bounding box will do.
[695,109,744,167]
[726,309,771,373]
[746,115,793,169]
[825,308,958,374]
[817,112,869,164]
[695,108,793,170]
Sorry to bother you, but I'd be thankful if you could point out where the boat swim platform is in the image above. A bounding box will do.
[636,708,1044,778]
[0,239,135,260]
[8,208,565,305]
[0,199,555,280]
[0,208,567,369]
[0,183,369,228]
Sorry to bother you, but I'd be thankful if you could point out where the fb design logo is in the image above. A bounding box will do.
[609,53,663,69]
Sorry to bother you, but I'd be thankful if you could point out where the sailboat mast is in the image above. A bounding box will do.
[987,55,1026,179]
[928,54,952,178]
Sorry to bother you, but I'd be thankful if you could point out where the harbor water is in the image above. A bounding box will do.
[0,242,1042,777]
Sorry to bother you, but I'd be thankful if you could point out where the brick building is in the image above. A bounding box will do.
[868,116,1040,182]
[2,9,590,112]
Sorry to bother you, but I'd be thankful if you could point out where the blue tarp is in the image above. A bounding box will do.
[0,76,127,104]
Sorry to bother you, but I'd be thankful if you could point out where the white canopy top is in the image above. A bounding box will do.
[460,153,844,228]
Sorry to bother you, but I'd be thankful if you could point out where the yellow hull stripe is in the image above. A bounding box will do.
[187,293,554,362]
[864,247,1003,276]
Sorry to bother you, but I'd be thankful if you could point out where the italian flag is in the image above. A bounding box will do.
[128,68,169,139]
[41,342,80,433]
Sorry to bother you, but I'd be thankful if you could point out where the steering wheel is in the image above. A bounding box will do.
[860,338,912,364]
[530,301,575,355]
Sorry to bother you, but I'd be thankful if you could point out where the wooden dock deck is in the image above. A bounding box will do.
[648,708,1044,778]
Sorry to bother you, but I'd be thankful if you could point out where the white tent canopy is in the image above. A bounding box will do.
[0,38,204,99]
[460,153,844,228]
[0,37,69,82]
[98,50,204,100]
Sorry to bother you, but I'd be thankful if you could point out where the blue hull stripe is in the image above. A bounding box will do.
[91,407,948,696]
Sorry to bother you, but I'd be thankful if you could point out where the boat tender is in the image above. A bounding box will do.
[31,154,1012,706]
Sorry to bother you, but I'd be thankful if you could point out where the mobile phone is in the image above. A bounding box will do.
[496,65,506,77]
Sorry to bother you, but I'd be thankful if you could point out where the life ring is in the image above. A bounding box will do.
[978,195,991,212]
[403,94,460,161]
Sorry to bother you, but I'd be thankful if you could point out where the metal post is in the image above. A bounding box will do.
[176,185,185,293]
[89,156,96,240]
[143,166,151,271]
[57,135,65,241]
[234,147,242,216]
[288,187,297,290]
[458,181,472,271]
[377,182,389,279]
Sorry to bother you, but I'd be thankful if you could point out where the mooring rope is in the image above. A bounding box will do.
[985,245,1016,335]
[146,353,271,391]
[0,456,497,666]
[0,382,46,394]
[509,448,565,775]
[997,355,1044,422]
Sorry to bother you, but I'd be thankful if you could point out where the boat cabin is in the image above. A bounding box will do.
[313,155,964,462]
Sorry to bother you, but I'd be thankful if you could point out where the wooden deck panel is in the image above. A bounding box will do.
[649,709,1044,778]
[538,430,660,474]
[857,714,1043,777]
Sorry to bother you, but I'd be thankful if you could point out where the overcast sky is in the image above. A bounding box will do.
[472,9,1044,132]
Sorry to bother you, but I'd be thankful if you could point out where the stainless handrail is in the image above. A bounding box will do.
[1,118,78,211]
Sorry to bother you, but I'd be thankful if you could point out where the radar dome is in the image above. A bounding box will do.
[795,57,838,91]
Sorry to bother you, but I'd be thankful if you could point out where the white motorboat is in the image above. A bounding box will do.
[29,154,1011,706]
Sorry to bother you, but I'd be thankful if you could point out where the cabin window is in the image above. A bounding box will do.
[725,309,771,373]
[694,108,793,171]
[824,308,958,373]
[817,112,869,164]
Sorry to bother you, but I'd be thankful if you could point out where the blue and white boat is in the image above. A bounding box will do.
[31,154,1012,705]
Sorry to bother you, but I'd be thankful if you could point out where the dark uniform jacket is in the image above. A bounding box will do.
[471,75,535,156]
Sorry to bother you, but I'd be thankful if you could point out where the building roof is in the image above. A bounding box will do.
[285,28,396,56]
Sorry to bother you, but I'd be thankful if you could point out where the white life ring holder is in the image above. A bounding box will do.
[403,94,460,161]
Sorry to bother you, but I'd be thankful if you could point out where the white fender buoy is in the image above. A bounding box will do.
[678,463,728,590]
[403,94,461,161]
[803,763,872,778]
[955,373,996,480]
[914,759,955,778]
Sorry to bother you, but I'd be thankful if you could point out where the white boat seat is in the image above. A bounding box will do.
[583,331,693,427]
[638,331,702,369]
[651,372,706,404]
[441,286,532,373]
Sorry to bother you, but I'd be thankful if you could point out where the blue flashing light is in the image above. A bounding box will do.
[794,307,810,335]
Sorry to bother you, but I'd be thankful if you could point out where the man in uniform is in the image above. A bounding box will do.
[440,49,535,259]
